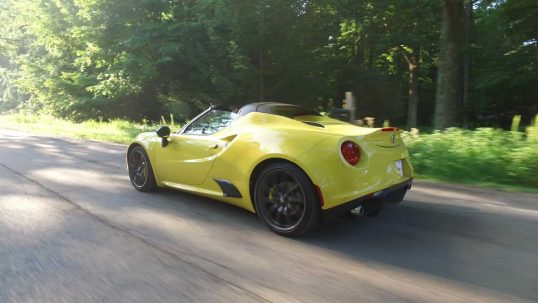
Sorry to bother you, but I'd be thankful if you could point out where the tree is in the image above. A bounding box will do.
[0,0,534,128]
[402,46,420,129]
[434,0,464,129]
[384,0,439,129]
[462,0,473,127]
[471,0,538,127]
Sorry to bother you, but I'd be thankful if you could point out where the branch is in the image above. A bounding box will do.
[398,45,413,66]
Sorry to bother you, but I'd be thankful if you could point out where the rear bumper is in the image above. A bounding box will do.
[321,178,413,223]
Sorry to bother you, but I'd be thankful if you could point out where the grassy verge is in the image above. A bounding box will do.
[1,113,536,192]
[402,128,538,192]
[0,114,165,144]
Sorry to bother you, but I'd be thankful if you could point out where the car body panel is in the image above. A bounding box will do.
[129,108,413,214]
[154,134,228,185]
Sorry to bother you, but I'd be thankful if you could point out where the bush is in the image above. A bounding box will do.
[403,128,538,188]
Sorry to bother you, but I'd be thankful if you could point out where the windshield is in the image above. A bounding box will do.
[183,110,237,135]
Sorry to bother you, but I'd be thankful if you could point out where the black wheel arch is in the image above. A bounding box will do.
[249,158,320,213]
[127,143,144,168]
[127,143,140,166]
[127,143,158,187]
[127,142,144,154]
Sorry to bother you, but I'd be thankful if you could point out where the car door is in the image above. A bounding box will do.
[154,109,236,186]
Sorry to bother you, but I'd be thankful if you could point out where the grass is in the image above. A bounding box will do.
[1,113,537,192]
[402,127,538,192]
[0,114,166,144]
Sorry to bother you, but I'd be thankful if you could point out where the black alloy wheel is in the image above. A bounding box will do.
[127,146,156,192]
[254,162,320,237]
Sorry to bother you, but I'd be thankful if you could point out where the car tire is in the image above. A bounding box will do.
[127,145,157,192]
[254,162,320,237]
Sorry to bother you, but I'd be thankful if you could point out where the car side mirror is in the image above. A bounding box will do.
[156,126,171,147]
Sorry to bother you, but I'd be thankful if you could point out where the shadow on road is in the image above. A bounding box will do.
[298,199,538,301]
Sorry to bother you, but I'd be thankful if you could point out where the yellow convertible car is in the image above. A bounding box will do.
[127,103,413,236]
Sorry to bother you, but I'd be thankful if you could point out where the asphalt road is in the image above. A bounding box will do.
[0,128,537,303]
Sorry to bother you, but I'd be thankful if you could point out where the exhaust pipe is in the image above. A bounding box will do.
[350,204,366,217]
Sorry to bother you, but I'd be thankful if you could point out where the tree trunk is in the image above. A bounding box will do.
[462,0,473,127]
[405,48,420,129]
[257,1,266,102]
[259,49,264,102]
[434,0,464,129]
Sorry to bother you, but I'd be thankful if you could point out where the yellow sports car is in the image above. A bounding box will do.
[127,103,413,236]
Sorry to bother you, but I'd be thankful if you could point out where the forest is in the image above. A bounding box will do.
[0,0,537,129]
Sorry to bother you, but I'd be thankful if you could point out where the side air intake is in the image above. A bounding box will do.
[302,121,325,128]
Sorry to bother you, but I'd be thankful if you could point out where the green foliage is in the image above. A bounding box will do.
[0,0,535,130]
[403,128,538,188]
[1,0,342,120]
[331,0,440,125]
[0,113,164,144]
[0,68,22,111]
[472,1,538,126]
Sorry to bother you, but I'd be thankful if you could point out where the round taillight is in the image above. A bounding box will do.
[341,141,360,166]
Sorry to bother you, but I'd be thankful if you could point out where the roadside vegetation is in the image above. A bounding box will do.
[0,114,162,144]
[0,1,536,192]
[402,122,538,190]
[1,113,536,192]
[1,1,536,131]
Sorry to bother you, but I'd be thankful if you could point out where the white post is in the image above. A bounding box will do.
[345,91,356,122]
